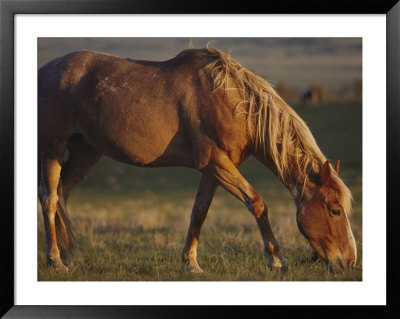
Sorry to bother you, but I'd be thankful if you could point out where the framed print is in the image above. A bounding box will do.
[1,0,399,318]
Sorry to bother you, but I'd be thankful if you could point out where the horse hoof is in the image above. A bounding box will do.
[51,264,69,273]
[183,262,204,274]
[59,265,69,272]
[189,267,204,274]
[268,258,288,272]
[185,265,204,274]
[268,265,289,272]
[269,264,289,272]
[48,258,69,272]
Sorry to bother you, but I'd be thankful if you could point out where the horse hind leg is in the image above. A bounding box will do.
[39,135,101,270]
[182,173,218,273]
[39,139,69,271]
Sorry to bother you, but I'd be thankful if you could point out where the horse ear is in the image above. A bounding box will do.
[334,160,340,174]
[321,161,332,185]
[188,39,194,49]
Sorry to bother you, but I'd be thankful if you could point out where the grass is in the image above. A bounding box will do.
[38,101,362,281]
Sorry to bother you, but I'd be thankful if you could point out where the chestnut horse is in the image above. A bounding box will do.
[38,47,356,273]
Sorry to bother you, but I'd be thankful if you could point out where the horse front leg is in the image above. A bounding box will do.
[182,173,218,273]
[255,204,288,270]
[205,151,288,271]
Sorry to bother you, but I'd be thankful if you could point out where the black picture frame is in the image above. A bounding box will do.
[1,0,399,318]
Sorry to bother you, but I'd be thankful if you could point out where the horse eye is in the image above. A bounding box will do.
[329,208,341,216]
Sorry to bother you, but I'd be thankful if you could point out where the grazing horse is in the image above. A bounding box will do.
[38,47,356,273]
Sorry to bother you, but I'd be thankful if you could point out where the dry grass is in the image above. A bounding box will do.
[38,187,362,281]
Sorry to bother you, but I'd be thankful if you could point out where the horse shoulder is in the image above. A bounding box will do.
[182,68,250,167]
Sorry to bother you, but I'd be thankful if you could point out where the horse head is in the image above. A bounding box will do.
[296,160,357,272]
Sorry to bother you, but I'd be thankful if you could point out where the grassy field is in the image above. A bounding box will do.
[38,101,362,281]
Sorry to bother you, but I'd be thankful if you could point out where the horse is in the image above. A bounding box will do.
[38,47,357,274]
[301,86,322,107]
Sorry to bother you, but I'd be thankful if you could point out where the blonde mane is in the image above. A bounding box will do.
[203,47,352,213]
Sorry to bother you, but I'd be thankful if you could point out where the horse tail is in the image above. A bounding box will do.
[55,188,76,265]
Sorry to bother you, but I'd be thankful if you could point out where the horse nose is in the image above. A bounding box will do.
[348,260,356,270]
[344,247,357,270]
[328,256,356,272]
[327,258,343,273]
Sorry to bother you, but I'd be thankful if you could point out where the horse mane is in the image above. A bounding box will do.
[203,47,352,213]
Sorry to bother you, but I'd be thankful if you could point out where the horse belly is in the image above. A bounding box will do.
[77,102,194,168]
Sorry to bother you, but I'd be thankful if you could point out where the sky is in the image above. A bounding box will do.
[38,38,362,92]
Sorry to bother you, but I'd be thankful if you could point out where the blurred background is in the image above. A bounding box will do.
[38,38,362,104]
[38,38,362,281]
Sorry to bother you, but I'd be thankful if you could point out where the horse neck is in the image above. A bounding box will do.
[254,150,322,205]
[286,164,321,206]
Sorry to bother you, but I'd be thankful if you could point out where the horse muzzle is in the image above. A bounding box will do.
[327,255,356,273]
